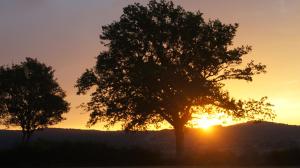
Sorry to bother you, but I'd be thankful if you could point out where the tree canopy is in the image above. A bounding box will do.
[0,57,70,142]
[76,0,274,156]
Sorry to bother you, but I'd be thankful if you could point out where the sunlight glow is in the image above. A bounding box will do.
[195,117,221,130]
[189,106,235,130]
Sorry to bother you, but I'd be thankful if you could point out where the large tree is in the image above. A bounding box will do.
[76,0,274,157]
[0,57,70,142]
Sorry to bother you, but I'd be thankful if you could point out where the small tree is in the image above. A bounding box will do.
[76,0,274,157]
[0,57,70,142]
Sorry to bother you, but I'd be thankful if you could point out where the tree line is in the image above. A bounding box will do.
[0,0,275,158]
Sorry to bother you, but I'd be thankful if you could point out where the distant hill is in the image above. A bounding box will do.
[1,121,300,155]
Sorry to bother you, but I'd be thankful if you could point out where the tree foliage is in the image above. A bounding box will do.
[76,0,274,156]
[0,57,70,142]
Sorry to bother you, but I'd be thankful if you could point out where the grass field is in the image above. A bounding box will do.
[2,166,298,168]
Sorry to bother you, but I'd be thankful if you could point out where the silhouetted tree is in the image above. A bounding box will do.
[76,0,274,157]
[0,57,69,142]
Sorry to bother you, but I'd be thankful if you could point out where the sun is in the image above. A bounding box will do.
[189,106,235,130]
[195,117,220,130]
[190,112,233,130]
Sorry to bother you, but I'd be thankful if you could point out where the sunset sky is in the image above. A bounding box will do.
[1,0,300,130]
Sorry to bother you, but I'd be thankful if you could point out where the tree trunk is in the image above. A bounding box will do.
[174,124,184,159]
[21,130,32,144]
[25,131,32,143]
[21,131,26,144]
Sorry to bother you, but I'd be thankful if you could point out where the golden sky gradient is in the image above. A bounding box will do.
[1,0,300,130]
